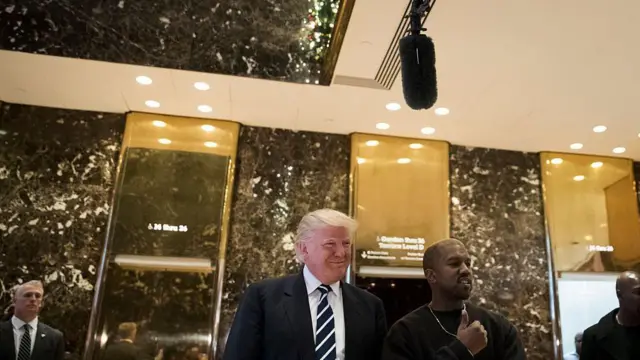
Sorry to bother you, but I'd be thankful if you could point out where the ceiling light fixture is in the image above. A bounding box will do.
[136,76,153,85]
[593,125,607,133]
[434,107,450,116]
[376,123,390,130]
[365,140,379,147]
[613,147,626,154]
[421,127,436,135]
[386,103,401,111]
[158,138,172,145]
[145,100,160,108]
[198,105,213,113]
[204,141,218,148]
[397,158,411,164]
[550,158,563,165]
[152,120,166,128]
[591,161,603,168]
[201,124,215,132]
[570,143,583,150]
[573,175,585,181]
[194,82,210,91]
[409,143,423,149]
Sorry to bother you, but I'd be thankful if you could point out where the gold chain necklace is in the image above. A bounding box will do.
[427,303,466,338]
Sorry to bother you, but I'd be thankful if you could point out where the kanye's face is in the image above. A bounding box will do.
[429,241,473,300]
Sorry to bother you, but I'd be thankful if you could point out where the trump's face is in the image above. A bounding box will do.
[299,226,351,284]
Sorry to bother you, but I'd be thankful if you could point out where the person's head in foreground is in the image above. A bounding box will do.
[423,238,473,309]
[295,208,357,285]
[12,280,44,322]
[615,270,640,325]
[574,331,583,356]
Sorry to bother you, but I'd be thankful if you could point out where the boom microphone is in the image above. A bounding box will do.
[399,0,437,110]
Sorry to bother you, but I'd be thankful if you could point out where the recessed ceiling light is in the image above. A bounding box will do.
[158,138,171,145]
[357,157,366,164]
[204,141,218,148]
[397,158,411,164]
[376,122,390,130]
[434,107,450,116]
[421,127,436,135]
[198,105,213,113]
[573,175,585,181]
[570,143,583,150]
[613,147,626,154]
[201,124,215,132]
[593,125,607,133]
[386,102,401,111]
[409,143,423,149]
[152,120,166,128]
[365,140,379,147]
[136,76,152,85]
[194,82,210,91]
[591,161,603,168]
[550,158,563,165]
[145,100,160,108]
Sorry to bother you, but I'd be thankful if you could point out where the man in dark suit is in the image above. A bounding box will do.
[581,271,640,360]
[0,280,65,360]
[102,322,153,360]
[224,209,388,360]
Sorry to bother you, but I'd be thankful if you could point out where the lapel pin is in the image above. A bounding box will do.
[41,334,45,338]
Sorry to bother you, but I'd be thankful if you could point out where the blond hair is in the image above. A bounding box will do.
[294,209,358,262]
[117,322,138,339]
[13,280,44,300]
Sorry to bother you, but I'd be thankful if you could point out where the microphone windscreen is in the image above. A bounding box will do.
[399,34,437,110]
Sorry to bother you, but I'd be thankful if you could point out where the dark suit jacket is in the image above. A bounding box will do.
[581,308,629,360]
[102,340,151,360]
[0,319,65,360]
[223,272,388,360]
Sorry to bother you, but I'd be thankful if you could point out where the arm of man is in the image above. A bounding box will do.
[578,328,597,360]
[54,330,65,360]
[381,322,474,360]
[502,323,526,360]
[223,284,264,360]
[372,298,389,360]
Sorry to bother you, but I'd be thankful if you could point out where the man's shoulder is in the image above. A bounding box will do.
[246,274,299,292]
[341,282,382,305]
[39,322,63,338]
[390,305,430,329]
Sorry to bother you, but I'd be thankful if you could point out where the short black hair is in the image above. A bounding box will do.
[422,238,463,273]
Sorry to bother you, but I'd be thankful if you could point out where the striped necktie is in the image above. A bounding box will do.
[315,284,336,360]
[17,324,32,360]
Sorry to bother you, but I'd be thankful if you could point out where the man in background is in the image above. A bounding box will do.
[0,280,65,360]
[103,322,156,360]
[382,239,526,360]
[224,209,388,360]
[563,332,582,360]
[581,271,640,360]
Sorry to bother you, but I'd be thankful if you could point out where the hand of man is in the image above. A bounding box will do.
[456,309,488,355]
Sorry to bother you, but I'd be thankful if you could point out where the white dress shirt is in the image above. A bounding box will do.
[303,266,345,360]
[11,315,38,359]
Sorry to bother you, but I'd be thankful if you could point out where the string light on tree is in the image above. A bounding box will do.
[295,0,340,84]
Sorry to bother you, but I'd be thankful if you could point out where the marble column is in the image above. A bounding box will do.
[217,126,350,357]
[0,103,125,358]
[634,162,640,209]
[449,146,553,360]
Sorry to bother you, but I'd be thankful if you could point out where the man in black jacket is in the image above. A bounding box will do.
[0,280,65,360]
[224,209,388,360]
[382,239,526,360]
[581,271,640,360]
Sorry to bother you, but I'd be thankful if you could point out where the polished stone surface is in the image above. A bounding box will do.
[449,146,553,360]
[217,126,350,357]
[0,103,125,357]
[0,0,339,83]
[634,161,640,209]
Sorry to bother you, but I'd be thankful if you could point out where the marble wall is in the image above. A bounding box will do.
[218,126,350,357]
[0,0,339,83]
[0,103,125,357]
[449,146,553,360]
[634,162,640,208]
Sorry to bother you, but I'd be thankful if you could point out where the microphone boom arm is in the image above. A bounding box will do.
[409,0,437,36]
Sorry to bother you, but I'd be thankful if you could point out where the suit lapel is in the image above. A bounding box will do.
[283,273,315,360]
[595,309,627,360]
[31,323,47,360]
[0,321,16,360]
[341,283,363,360]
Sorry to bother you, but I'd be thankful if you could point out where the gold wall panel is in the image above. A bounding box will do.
[541,152,640,273]
[350,133,449,276]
